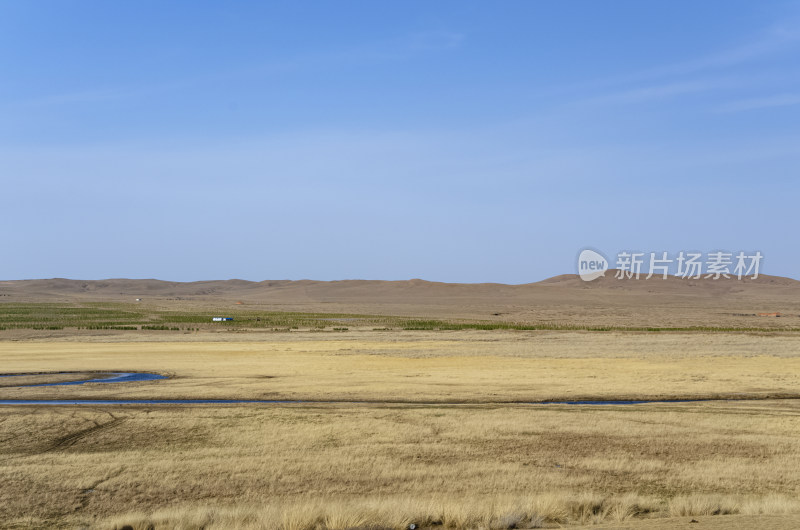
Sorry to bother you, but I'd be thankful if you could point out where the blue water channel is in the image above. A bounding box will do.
[0,372,709,406]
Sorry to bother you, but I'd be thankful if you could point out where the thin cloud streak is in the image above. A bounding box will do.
[582,79,734,106]
[529,20,800,108]
[716,93,800,112]
[641,24,800,78]
[5,30,465,110]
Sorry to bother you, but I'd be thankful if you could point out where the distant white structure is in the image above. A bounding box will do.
[135,298,142,302]
[212,317,234,321]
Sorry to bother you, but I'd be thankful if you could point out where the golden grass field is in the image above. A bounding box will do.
[1,331,800,529]
[2,331,800,403]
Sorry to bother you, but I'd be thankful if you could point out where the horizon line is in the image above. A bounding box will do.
[1,269,797,285]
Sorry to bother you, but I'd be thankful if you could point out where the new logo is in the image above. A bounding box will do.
[577,249,608,282]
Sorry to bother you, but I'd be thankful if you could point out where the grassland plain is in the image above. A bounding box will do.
[0,332,800,529]
[2,332,800,403]
[2,402,800,529]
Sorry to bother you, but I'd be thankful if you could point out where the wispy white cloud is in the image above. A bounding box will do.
[6,29,465,109]
[546,20,800,109]
[716,92,800,112]
[641,24,800,79]
[12,83,188,108]
[584,79,734,105]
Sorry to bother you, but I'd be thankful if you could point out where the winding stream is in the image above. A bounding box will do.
[0,372,167,386]
[0,372,777,406]
[0,398,700,405]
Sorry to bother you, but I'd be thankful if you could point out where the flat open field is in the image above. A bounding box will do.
[2,332,800,403]
[2,331,800,529]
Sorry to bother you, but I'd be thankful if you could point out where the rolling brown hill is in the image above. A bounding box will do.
[1,271,799,328]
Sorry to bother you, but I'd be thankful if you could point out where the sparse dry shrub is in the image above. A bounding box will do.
[525,493,569,523]
[323,501,375,530]
[99,493,800,530]
[280,502,324,530]
[566,492,607,523]
[668,494,739,517]
[438,497,481,528]
[608,492,663,522]
[492,510,526,529]
[740,494,800,515]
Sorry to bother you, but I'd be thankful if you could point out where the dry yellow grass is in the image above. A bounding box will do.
[2,401,800,528]
[98,494,800,530]
[2,331,800,528]
[2,331,800,403]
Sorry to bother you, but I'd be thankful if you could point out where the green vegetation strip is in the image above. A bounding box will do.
[0,303,798,333]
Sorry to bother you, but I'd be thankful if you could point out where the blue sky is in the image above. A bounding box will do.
[2,1,799,282]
